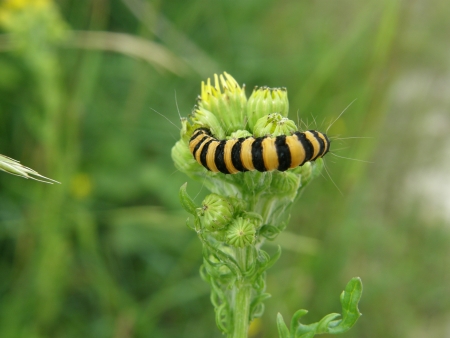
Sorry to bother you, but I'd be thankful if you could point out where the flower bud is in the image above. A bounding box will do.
[246,86,289,131]
[291,161,314,188]
[179,118,192,143]
[171,139,204,175]
[198,72,247,133]
[226,217,256,248]
[293,160,323,190]
[228,129,252,139]
[271,171,301,196]
[253,113,297,138]
[310,158,324,180]
[191,106,226,140]
[199,194,234,231]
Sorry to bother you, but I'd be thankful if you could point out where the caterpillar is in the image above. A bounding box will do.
[189,128,330,174]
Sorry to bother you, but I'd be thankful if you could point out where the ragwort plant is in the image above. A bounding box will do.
[172,73,362,338]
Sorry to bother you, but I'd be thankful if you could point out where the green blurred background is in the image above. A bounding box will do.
[1,0,449,337]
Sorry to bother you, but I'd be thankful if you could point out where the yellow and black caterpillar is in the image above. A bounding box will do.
[189,128,330,174]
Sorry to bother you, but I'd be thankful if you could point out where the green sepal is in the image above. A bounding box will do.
[179,183,197,215]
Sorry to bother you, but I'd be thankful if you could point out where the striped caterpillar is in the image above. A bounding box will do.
[189,128,330,174]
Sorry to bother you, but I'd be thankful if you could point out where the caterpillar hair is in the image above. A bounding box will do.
[189,128,330,174]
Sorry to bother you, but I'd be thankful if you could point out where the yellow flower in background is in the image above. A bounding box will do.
[1,0,50,10]
[0,0,52,26]
[0,0,68,84]
[71,173,93,199]
[0,0,66,39]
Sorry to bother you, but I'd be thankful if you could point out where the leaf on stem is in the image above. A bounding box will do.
[276,277,363,338]
[179,182,197,215]
[277,313,290,338]
[328,277,363,333]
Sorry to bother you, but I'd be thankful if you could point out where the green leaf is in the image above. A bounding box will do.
[290,309,308,334]
[262,246,282,271]
[250,292,271,318]
[277,278,363,338]
[315,313,341,333]
[185,217,195,231]
[259,224,281,240]
[202,241,242,277]
[328,277,363,334]
[179,182,197,215]
[215,302,230,334]
[277,313,291,338]
[252,246,281,282]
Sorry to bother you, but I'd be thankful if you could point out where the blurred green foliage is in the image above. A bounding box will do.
[0,0,449,337]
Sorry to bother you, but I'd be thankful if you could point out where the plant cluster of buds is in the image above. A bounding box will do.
[173,73,361,337]
[172,73,324,230]
[173,73,324,334]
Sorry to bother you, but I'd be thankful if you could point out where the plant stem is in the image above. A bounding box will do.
[230,248,252,338]
[231,283,252,338]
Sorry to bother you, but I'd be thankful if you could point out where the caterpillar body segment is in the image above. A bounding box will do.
[189,128,330,174]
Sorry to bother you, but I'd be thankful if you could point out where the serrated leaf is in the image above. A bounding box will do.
[179,182,197,215]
